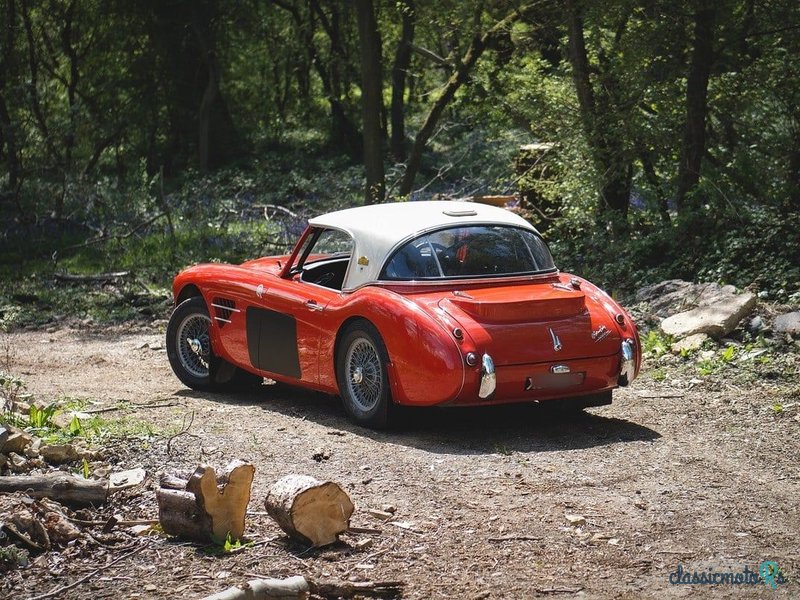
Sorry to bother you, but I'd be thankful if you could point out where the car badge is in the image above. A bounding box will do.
[550,364,570,374]
[358,256,369,266]
[255,284,265,299]
[548,327,562,352]
[591,325,610,342]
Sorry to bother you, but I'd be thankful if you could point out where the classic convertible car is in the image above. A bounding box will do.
[166,201,640,427]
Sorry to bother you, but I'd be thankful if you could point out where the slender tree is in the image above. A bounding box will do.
[390,0,415,161]
[398,4,534,197]
[676,3,716,212]
[356,0,385,204]
[565,0,633,236]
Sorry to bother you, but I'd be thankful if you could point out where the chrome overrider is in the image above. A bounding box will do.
[479,353,496,399]
[618,338,636,386]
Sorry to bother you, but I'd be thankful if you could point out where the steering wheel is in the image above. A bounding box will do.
[313,272,335,287]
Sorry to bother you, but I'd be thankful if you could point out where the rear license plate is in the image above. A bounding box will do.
[525,372,585,391]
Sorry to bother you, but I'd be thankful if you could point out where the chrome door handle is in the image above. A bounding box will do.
[305,300,324,311]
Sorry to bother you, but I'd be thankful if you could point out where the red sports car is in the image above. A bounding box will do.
[166,201,640,427]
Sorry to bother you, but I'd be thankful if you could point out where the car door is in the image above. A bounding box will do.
[245,228,353,386]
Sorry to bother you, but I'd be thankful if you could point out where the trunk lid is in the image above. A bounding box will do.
[437,280,621,366]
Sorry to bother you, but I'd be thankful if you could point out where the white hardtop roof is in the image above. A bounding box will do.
[308,200,540,291]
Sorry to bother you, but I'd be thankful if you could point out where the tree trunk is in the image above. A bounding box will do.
[264,475,354,547]
[676,4,716,213]
[157,460,255,544]
[192,5,241,171]
[566,0,631,236]
[398,5,532,196]
[390,0,414,161]
[0,0,21,202]
[356,0,385,204]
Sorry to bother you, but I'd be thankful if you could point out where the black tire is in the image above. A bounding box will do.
[166,296,262,391]
[336,320,392,428]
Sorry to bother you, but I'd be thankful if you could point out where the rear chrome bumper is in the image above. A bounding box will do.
[618,338,636,386]
[479,353,496,399]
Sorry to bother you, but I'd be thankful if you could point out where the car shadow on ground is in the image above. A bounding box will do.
[174,384,661,455]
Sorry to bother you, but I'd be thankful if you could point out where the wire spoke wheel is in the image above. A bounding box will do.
[345,337,383,412]
[176,313,211,379]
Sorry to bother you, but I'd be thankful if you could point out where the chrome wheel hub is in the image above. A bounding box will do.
[188,338,203,356]
[351,366,364,385]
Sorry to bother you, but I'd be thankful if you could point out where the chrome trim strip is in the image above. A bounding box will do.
[479,353,496,399]
[213,316,232,324]
[211,303,241,312]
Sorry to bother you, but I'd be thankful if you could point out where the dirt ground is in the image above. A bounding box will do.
[1,324,798,599]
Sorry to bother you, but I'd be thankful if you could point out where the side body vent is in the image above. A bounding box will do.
[211,297,238,326]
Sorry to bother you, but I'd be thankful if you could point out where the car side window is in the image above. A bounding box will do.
[310,229,354,257]
[298,228,354,290]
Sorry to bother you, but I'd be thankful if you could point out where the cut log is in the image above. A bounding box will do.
[0,474,108,506]
[265,475,354,547]
[199,577,404,600]
[156,459,254,544]
[200,576,310,600]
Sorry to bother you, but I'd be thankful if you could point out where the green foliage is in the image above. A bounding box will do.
[642,331,672,358]
[0,545,29,572]
[27,404,58,430]
[0,0,798,317]
[0,372,26,401]
[202,532,253,554]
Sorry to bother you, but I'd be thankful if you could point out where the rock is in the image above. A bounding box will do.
[671,333,710,354]
[8,452,28,471]
[2,431,34,455]
[774,311,800,336]
[23,444,40,459]
[660,292,756,340]
[636,280,748,319]
[0,453,7,469]
[748,316,765,333]
[0,426,8,449]
[109,468,146,491]
[39,443,80,464]
[565,514,586,526]
[129,524,154,536]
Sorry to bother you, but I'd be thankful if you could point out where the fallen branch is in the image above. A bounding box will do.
[166,411,197,454]
[254,204,299,220]
[84,402,175,414]
[0,474,108,506]
[488,535,542,542]
[54,271,130,283]
[348,526,382,535]
[199,576,403,600]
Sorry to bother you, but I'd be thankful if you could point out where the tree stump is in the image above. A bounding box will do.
[156,459,254,544]
[265,475,354,547]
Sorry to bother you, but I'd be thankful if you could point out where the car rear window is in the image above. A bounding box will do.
[380,225,556,280]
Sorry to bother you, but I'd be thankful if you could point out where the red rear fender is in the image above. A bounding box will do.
[328,289,465,406]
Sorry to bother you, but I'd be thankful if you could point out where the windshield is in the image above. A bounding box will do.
[380,225,556,280]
